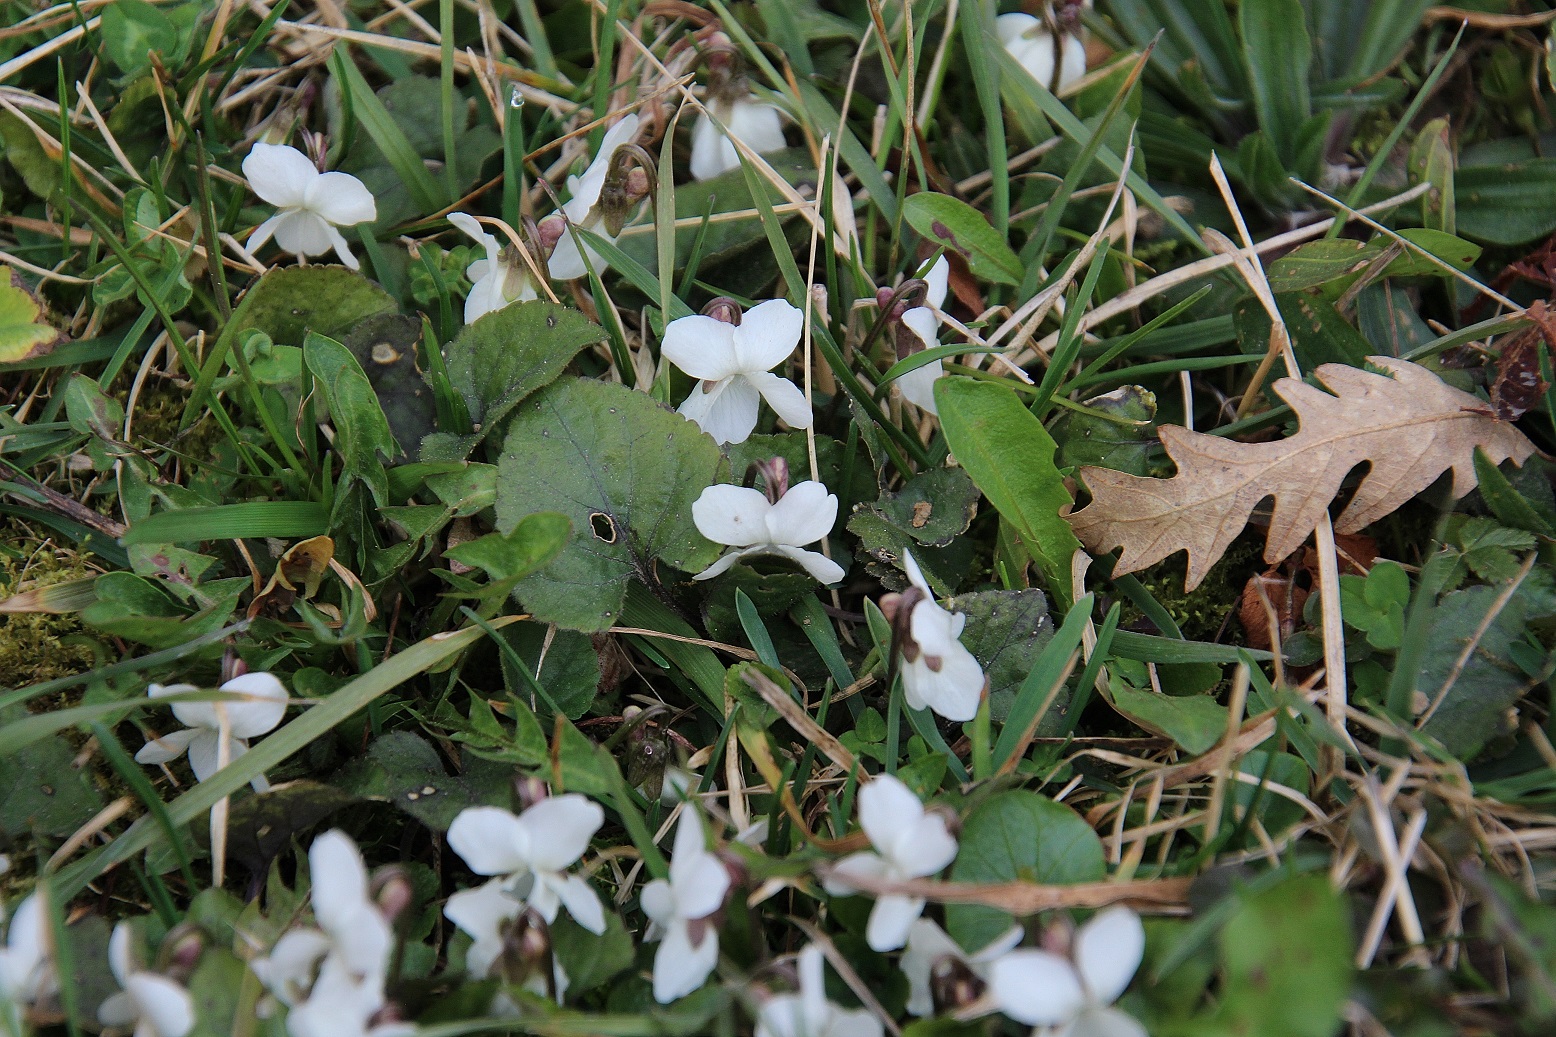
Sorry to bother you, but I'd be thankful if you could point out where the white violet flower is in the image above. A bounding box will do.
[135,672,289,790]
[445,796,607,934]
[900,919,1022,1018]
[987,906,1147,1037]
[443,879,570,1004]
[98,924,195,1037]
[449,212,537,323]
[641,807,730,1003]
[823,773,958,952]
[756,944,882,1037]
[690,93,786,181]
[547,115,641,280]
[998,13,1087,94]
[896,256,950,415]
[0,894,56,1008]
[663,298,813,444]
[692,480,844,585]
[243,143,377,271]
[252,830,396,1033]
[894,552,985,722]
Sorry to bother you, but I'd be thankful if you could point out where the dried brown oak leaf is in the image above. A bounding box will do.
[1069,357,1536,590]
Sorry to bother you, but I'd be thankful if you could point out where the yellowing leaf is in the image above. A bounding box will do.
[1070,357,1536,589]
[0,266,60,364]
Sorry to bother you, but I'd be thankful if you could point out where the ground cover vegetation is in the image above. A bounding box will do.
[3,0,1556,1033]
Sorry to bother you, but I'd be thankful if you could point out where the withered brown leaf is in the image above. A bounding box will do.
[1069,357,1536,590]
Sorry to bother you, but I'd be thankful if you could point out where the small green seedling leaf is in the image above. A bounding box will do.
[0,266,61,364]
[936,377,1081,606]
[903,192,1023,286]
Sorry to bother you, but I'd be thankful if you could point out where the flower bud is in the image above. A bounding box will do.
[515,775,550,811]
[371,865,416,924]
[702,296,744,325]
[496,907,554,993]
[930,955,985,1014]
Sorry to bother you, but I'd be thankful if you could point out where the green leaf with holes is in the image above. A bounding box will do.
[495,378,724,631]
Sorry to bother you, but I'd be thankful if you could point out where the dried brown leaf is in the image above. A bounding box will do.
[1070,357,1536,589]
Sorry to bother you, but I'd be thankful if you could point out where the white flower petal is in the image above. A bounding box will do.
[0,894,48,1003]
[303,171,377,227]
[901,645,984,723]
[670,803,707,868]
[448,806,532,876]
[727,97,787,155]
[269,209,337,259]
[822,850,889,896]
[762,480,835,547]
[663,315,741,381]
[731,299,803,372]
[97,989,137,1027]
[652,919,719,1003]
[545,225,591,281]
[858,775,925,856]
[689,111,736,182]
[323,223,361,271]
[552,873,607,935]
[253,929,331,1005]
[896,358,942,414]
[108,923,133,987]
[444,879,519,949]
[902,306,940,351]
[988,950,1086,1027]
[896,814,958,879]
[127,973,195,1037]
[518,794,603,871]
[242,143,315,208]
[1073,906,1144,1006]
[308,831,369,930]
[134,728,199,766]
[219,672,288,738]
[865,893,925,952]
[901,919,962,1016]
[672,853,731,921]
[920,256,949,309]
[773,545,845,586]
[902,550,932,595]
[691,549,748,582]
[640,879,675,926]
[186,731,243,782]
[745,371,814,431]
[679,375,762,444]
[244,213,286,257]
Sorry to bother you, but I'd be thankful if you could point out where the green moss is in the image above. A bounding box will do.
[1122,531,1267,643]
[0,527,99,687]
